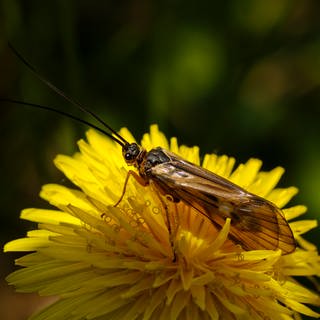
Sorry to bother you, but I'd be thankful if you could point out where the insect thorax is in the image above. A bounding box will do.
[142,147,170,175]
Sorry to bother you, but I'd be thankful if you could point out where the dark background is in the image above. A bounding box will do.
[0,1,319,319]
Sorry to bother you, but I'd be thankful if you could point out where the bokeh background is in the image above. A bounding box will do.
[0,1,319,319]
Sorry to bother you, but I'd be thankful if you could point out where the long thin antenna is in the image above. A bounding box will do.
[8,42,128,146]
[1,98,126,147]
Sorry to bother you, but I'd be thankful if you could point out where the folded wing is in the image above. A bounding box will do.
[150,154,295,254]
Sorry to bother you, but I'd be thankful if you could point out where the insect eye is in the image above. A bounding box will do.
[125,152,133,160]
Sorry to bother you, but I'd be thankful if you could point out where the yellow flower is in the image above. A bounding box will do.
[4,125,320,319]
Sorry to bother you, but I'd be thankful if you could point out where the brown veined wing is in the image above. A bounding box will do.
[148,150,295,254]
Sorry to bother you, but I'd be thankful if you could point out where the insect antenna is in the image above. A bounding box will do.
[7,42,128,146]
[1,98,127,148]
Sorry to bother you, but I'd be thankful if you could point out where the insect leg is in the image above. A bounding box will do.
[151,183,176,261]
[114,170,148,207]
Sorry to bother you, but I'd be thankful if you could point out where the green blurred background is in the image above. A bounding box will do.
[0,0,319,318]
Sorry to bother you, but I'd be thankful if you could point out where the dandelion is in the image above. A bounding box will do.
[4,124,320,319]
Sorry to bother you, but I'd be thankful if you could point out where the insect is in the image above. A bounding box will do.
[4,44,296,255]
[118,144,296,254]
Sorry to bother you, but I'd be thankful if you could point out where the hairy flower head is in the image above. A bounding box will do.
[4,125,320,319]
